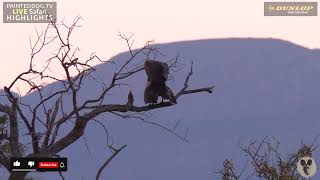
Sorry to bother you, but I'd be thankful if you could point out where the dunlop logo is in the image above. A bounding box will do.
[264,2,317,16]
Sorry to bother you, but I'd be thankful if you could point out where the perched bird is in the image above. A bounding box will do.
[144,60,169,83]
[144,60,177,104]
[126,90,134,106]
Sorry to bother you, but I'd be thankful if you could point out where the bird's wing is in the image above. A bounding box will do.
[160,62,169,81]
[144,60,166,83]
[165,86,177,104]
[144,60,169,83]
[144,60,153,82]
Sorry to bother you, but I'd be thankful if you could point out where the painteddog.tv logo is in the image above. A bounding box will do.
[3,2,57,23]
[264,2,317,16]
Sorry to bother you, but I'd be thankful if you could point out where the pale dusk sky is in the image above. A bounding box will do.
[1,0,320,94]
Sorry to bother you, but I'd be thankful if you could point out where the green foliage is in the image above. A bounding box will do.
[0,115,26,155]
[0,141,27,156]
[0,115,9,170]
[0,115,7,131]
[218,159,238,180]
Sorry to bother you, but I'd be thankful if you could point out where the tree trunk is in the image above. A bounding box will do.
[8,172,28,180]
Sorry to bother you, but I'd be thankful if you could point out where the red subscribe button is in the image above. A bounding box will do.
[38,162,59,169]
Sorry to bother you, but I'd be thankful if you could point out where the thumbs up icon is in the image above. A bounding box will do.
[13,160,20,167]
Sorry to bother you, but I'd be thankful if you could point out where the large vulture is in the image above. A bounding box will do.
[144,60,177,104]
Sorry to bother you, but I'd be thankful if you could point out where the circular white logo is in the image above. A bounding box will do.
[297,157,317,178]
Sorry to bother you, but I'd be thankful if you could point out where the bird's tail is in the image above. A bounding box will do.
[165,86,177,104]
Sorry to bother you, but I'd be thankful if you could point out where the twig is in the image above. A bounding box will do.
[95,145,127,180]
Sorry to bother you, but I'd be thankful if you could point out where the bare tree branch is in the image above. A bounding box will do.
[58,171,65,180]
[95,145,127,180]
[175,63,214,99]
[2,17,214,180]
[42,97,62,148]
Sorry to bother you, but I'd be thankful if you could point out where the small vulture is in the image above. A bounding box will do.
[144,60,176,104]
[126,90,134,106]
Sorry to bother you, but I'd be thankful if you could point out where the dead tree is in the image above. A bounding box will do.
[0,16,214,180]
